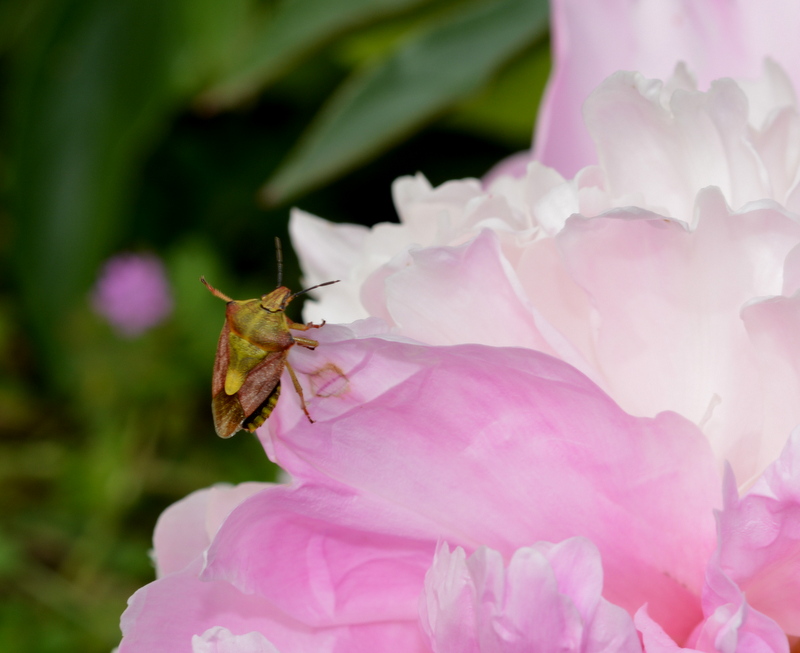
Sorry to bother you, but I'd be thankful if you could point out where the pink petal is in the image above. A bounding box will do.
[717,430,800,636]
[636,605,702,653]
[421,538,641,653]
[694,560,788,653]
[482,150,533,185]
[119,558,309,653]
[289,210,369,287]
[741,296,800,483]
[636,582,789,653]
[289,209,372,325]
[515,236,598,374]
[382,230,555,351]
[264,337,720,641]
[201,482,445,627]
[119,558,427,653]
[551,189,800,483]
[536,0,800,176]
[419,544,481,653]
[122,481,430,651]
[391,174,487,241]
[582,71,768,219]
[153,483,267,577]
[742,62,800,206]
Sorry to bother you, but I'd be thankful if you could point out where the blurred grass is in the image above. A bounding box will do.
[0,0,551,650]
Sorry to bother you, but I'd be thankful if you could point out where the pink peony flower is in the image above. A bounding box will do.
[91,253,173,338]
[118,3,800,652]
[119,326,799,651]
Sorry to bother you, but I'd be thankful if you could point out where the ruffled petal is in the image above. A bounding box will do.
[583,71,768,219]
[551,189,800,483]
[536,0,800,176]
[421,538,641,653]
[717,430,800,636]
[694,561,788,653]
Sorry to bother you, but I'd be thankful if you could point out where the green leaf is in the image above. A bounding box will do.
[8,0,182,373]
[263,0,548,204]
[0,0,50,56]
[171,0,253,94]
[7,0,253,378]
[201,0,432,110]
[447,38,551,147]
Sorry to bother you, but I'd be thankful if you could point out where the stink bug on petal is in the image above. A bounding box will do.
[201,238,338,438]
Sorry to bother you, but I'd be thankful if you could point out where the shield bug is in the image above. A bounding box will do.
[201,239,338,438]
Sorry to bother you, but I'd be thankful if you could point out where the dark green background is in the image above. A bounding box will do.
[0,0,551,649]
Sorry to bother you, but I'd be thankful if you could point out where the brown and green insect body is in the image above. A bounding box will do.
[202,250,337,438]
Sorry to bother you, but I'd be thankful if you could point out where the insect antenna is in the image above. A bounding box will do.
[280,279,340,309]
[289,279,340,301]
[200,276,233,302]
[274,236,283,288]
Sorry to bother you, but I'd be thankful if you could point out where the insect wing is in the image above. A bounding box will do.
[211,321,231,398]
[212,350,288,438]
[211,321,244,438]
[236,350,287,419]
[212,389,246,438]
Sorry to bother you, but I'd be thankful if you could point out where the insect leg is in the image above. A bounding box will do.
[285,360,314,423]
[293,336,319,350]
[287,318,325,330]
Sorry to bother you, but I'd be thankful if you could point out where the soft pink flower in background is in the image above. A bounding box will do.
[118,0,800,651]
[91,253,173,337]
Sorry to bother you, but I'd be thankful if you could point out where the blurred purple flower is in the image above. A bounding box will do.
[91,253,173,338]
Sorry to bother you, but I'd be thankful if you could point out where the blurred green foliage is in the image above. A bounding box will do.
[0,0,551,650]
